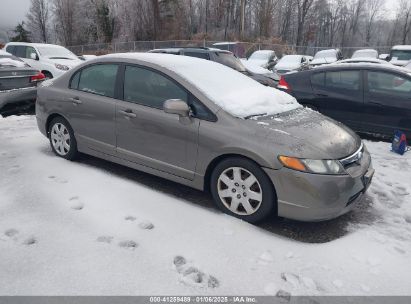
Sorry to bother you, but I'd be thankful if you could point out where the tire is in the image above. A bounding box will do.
[48,117,78,160]
[210,157,276,223]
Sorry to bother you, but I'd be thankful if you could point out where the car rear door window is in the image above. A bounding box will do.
[325,71,360,91]
[77,64,119,98]
[367,71,411,96]
[123,65,188,109]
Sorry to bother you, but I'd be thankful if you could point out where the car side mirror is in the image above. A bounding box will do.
[163,99,190,117]
[30,53,38,60]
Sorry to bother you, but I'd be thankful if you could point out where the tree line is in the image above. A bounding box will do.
[11,0,411,49]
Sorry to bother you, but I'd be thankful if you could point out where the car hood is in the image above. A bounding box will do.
[249,108,361,160]
[390,59,408,66]
[248,59,268,67]
[43,57,82,68]
[311,57,337,65]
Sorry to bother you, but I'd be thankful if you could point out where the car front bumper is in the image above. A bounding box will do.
[0,87,37,116]
[264,152,374,222]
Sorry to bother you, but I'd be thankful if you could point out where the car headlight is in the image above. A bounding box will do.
[278,156,346,175]
[55,63,70,71]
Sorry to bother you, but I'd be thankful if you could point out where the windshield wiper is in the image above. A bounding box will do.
[244,113,268,120]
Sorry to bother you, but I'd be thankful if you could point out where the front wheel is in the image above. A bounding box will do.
[49,117,78,160]
[210,157,276,223]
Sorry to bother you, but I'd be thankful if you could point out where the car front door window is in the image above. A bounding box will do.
[367,71,411,97]
[123,65,188,108]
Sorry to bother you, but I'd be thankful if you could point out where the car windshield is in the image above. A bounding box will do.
[278,55,301,64]
[390,50,411,61]
[249,51,272,60]
[314,50,336,59]
[214,52,247,72]
[37,46,77,59]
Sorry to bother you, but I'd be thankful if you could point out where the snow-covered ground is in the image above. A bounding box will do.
[0,115,410,296]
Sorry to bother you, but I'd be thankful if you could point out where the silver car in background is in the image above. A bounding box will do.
[36,53,374,223]
[0,50,45,116]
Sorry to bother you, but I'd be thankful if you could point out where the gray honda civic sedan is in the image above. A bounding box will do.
[36,53,374,223]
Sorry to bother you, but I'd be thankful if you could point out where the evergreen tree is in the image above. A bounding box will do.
[11,22,31,42]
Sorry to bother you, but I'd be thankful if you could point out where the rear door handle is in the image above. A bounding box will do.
[69,97,82,105]
[119,109,137,118]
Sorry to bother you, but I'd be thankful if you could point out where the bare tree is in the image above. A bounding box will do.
[295,0,315,46]
[26,0,50,43]
[364,0,383,45]
[399,0,411,44]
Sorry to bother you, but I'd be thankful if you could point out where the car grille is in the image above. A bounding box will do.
[339,143,364,169]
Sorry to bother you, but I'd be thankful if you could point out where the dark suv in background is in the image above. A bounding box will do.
[148,47,279,87]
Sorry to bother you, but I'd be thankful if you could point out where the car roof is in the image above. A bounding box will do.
[353,49,378,53]
[251,50,275,54]
[309,62,411,75]
[149,47,232,54]
[315,49,339,54]
[212,42,239,46]
[392,45,411,51]
[337,58,389,64]
[6,42,66,48]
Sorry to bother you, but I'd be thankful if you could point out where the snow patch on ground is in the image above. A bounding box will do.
[0,116,410,295]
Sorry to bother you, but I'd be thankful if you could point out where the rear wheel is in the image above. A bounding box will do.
[48,117,78,160]
[210,157,276,223]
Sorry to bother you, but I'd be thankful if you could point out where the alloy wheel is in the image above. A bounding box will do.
[217,167,263,216]
[50,123,71,156]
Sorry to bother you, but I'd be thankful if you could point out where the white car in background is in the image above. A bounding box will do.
[310,49,343,66]
[273,55,309,74]
[351,49,378,59]
[247,50,278,70]
[4,42,82,78]
[389,45,411,66]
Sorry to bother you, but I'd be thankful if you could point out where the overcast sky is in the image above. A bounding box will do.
[0,0,31,30]
[0,0,401,32]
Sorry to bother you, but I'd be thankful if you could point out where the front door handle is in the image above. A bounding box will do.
[69,97,82,105]
[119,109,137,118]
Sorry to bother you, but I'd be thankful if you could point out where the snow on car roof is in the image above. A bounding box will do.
[336,58,390,65]
[213,42,239,45]
[106,53,301,118]
[392,45,411,50]
[251,50,275,54]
